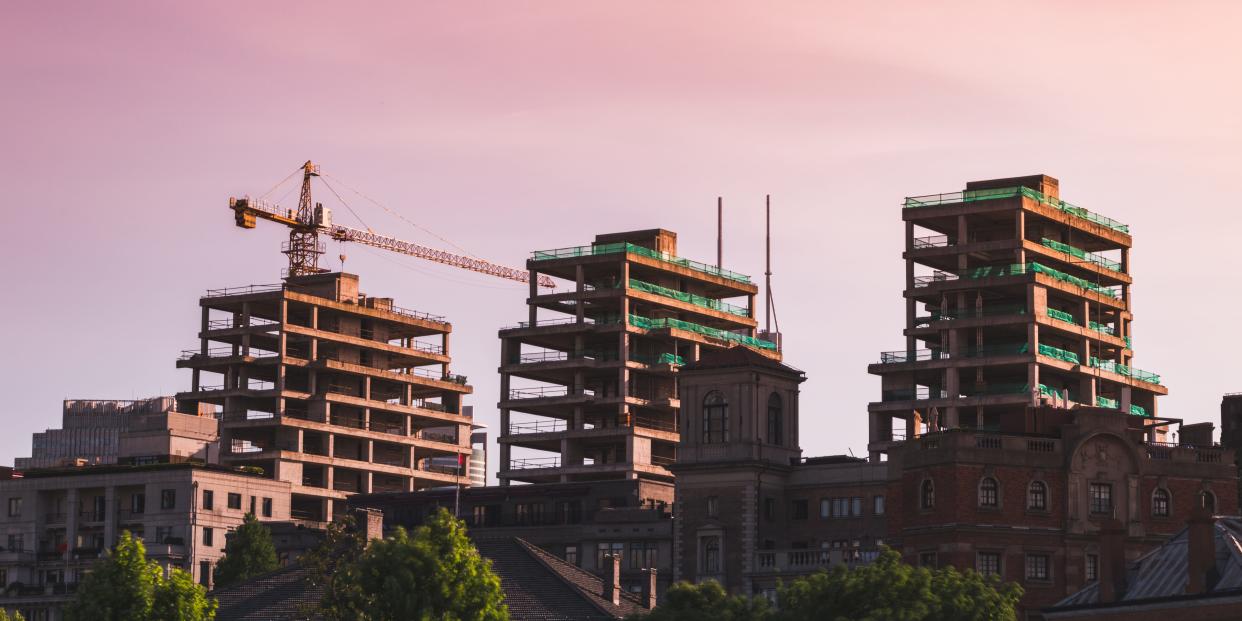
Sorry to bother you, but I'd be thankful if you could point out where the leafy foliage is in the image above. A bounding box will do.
[627,548,1021,621]
[301,514,369,621]
[306,508,507,621]
[0,608,26,621]
[624,580,770,621]
[64,530,217,621]
[212,513,279,588]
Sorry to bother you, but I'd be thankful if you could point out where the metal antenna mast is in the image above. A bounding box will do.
[716,196,723,268]
[765,194,772,334]
[282,161,325,277]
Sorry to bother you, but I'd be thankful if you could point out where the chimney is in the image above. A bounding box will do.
[1097,518,1127,603]
[602,553,621,606]
[352,507,384,541]
[1186,503,1217,594]
[641,568,658,609]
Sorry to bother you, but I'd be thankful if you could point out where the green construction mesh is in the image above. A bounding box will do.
[628,314,777,350]
[1088,357,1161,385]
[1038,343,1081,364]
[1046,308,1076,324]
[1130,404,1149,417]
[531,242,752,284]
[1096,395,1119,409]
[1040,238,1124,272]
[903,185,1130,234]
[1089,320,1116,335]
[628,279,750,317]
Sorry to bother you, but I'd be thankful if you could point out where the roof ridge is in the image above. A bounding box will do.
[513,537,642,617]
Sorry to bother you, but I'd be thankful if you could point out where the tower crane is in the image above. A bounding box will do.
[229,161,555,288]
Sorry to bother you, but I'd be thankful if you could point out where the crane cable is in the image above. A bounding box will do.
[318,176,375,234]
[321,171,481,260]
[256,166,303,201]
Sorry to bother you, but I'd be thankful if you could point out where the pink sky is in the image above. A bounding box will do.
[3,2,1242,474]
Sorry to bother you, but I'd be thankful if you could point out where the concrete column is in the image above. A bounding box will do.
[241,302,252,356]
[529,269,539,326]
[65,489,79,560]
[363,377,371,400]
[364,472,373,494]
[103,486,117,546]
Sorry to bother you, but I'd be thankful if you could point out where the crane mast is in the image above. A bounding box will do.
[229,161,555,288]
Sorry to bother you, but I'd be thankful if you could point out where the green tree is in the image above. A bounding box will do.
[65,531,161,621]
[212,513,279,588]
[64,530,217,621]
[624,580,771,621]
[773,548,1022,621]
[0,608,27,621]
[310,508,507,621]
[154,568,219,621]
[301,514,369,621]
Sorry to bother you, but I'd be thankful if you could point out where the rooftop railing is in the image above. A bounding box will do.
[914,305,1026,325]
[912,234,953,249]
[530,242,752,284]
[903,186,1130,234]
[877,349,949,364]
[179,347,279,361]
[508,456,562,470]
[628,314,776,350]
[507,386,572,400]
[508,419,568,435]
[628,279,750,317]
[204,283,284,297]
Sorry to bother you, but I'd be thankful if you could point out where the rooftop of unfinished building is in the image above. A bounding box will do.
[593,228,678,254]
[965,173,1059,199]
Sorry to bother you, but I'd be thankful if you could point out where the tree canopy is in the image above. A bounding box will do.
[0,608,26,621]
[212,513,279,589]
[627,548,1021,621]
[63,531,217,621]
[306,508,507,621]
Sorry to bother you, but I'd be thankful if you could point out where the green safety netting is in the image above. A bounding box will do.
[1130,404,1149,417]
[1096,395,1119,409]
[903,185,1130,234]
[1088,357,1161,385]
[628,314,777,350]
[1027,263,1123,299]
[1040,238,1124,272]
[1038,343,1081,364]
[964,343,1029,357]
[1089,320,1116,335]
[628,279,750,317]
[531,242,751,284]
[1047,308,1076,324]
[630,352,686,366]
[1124,336,1133,349]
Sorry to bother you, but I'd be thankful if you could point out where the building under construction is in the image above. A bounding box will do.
[497,229,780,486]
[867,174,1168,456]
[176,272,473,523]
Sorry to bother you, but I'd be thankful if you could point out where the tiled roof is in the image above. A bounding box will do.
[1051,516,1242,610]
[212,564,323,621]
[474,537,646,620]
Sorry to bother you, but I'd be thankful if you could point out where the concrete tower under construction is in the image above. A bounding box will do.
[177,272,473,522]
[497,229,780,485]
[868,175,1168,459]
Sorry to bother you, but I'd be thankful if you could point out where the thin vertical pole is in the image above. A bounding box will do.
[717,197,723,268]
[765,195,772,334]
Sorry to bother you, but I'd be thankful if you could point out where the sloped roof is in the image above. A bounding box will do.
[682,346,803,376]
[212,564,323,621]
[1051,517,1242,610]
[474,537,646,620]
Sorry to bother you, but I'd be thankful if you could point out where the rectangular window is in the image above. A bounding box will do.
[764,498,776,521]
[702,536,721,573]
[227,493,242,510]
[0,569,6,588]
[819,498,830,519]
[851,497,862,517]
[155,526,173,544]
[1089,483,1112,515]
[160,489,176,510]
[1025,554,1050,581]
[596,542,624,568]
[977,551,1001,577]
[873,495,886,515]
[706,496,719,518]
[199,561,211,587]
[262,497,273,518]
[792,499,809,520]
[7,497,21,517]
[7,534,23,552]
[132,493,146,514]
[202,527,214,547]
[629,542,659,570]
[1086,554,1099,581]
[471,505,487,526]
[565,545,579,566]
[250,496,256,516]
[202,490,214,511]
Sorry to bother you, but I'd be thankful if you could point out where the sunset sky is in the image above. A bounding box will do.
[3,2,1242,474]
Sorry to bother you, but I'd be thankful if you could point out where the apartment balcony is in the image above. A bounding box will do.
[500,456,672,483]
[752,547,881,576]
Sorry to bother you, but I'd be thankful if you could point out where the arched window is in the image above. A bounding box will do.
[1152,488,1170,517]
[702,536,721,573]
[766,393,783,446]
[1028,481,1048,511]
[920,479,935,509]
[979,477,999,508]
[702,391,729,444]
[1201,491,1217,513]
